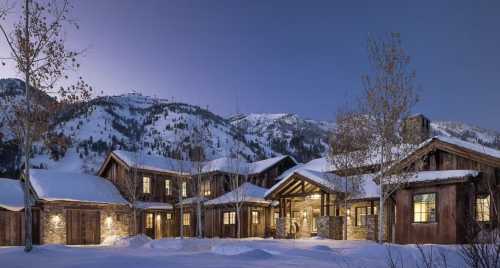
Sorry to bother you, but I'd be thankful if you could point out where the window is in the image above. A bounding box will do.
[165,179,171,195]
[183,213,190,226]
[413,193,437,223]
[475,194,490,222]
[223,211,236,225]
[373,206,378,215]
[251,211,259,224]
[272,212,279,227]
[201,180,211,196]
[355,207,368,226]
[166,213,172,220]
[182,181,187,197]
[146,213,153,228]
[143,176,151,194]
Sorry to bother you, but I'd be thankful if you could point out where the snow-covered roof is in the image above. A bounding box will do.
[266,168,344,197]
[113,150,193,175]
[0,178,25,211]
[304,152,381,173]
[205,183,270,206]
[349,174,380,200]
[405,170,480,184]
[176,196,208,206]
[112,150,295,176]
[433,136,500,159]
[30,169,128,205]
[134,201,173,210]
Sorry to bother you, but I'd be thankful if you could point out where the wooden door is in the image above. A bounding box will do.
[163,213,174,237]
[66,209,100,245]
[0,211,23,246]
[155,214,162,239]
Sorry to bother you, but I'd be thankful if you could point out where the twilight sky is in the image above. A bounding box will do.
[1,0,499,130]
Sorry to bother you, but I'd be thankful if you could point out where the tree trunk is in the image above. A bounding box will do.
[23,0,33,252]
[378,194,384,243]
[196,199,202,238]
[236,205,241,238]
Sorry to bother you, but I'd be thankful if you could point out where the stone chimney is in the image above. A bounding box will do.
[402,114,431,144]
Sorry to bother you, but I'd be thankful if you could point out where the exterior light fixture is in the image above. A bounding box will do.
[105,216,113,229]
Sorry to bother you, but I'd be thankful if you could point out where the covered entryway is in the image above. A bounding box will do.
[66,209,101,245]
[144,211,175,239]
[265,169,343,239]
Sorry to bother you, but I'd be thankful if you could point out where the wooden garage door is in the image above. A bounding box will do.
[66,210,100,245]
[0,211,23,246]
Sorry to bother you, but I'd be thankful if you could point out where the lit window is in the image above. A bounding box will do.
[476,194,490,222]
[252,211,259,224]
[166,213,172,220]
[143,176,151,194]
[373,206,378,215]
[183,213,190,226]
[223,211,236,225]
[165,179,171,195]
[272,212,279,227]
[413,193,436,223]
[146,213,153,228]
[201,180,211,196]
[182,181,187,197]
[355,207,368,226]
[312,217,317,232]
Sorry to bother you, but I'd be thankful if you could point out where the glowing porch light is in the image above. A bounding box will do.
[105,216,113,228]
[51,215,61,225]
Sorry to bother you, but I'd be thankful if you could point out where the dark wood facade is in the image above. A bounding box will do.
[0,209,24,246]
[204,204,270,238]
[391,138,500,244]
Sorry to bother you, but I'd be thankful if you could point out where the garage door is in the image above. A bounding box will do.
[66,210,100,245]
[0,211,23,246]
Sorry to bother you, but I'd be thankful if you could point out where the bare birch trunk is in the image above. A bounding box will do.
[23,0,33,252]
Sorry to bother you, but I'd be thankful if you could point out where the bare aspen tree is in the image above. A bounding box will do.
[125,131,146,236]
[0,0,92,251]
[329,107,369,240]
[171,128,189,239]
[359,33,418,243]
[190,117,209,238]
[226,124,250,238]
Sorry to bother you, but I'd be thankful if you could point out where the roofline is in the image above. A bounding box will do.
[265,171,339,200]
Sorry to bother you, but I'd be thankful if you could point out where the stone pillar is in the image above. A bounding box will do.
[41,206,66,244]
[317,216,343,240]
[367,214,378,241]
[276,217,290,238]
[100,208,131,243]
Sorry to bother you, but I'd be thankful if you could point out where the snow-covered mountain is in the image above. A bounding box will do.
[1,78,499,176]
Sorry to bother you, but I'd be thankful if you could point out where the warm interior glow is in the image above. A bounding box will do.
[51,215,61,225]
[306,194,321,200]
[105,216,113,228]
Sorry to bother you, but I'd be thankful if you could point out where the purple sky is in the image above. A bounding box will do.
[1,0,499,130]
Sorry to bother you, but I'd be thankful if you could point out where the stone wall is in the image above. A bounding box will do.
[346,201,376,240]
[41,206,66,244]
[317,216,343,239]
[276,217,290,238]
[100,207,131,243]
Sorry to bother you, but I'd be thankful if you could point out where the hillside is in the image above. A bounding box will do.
[1,78,499,176]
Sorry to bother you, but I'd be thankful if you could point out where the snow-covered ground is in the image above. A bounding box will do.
[0,236,466,268]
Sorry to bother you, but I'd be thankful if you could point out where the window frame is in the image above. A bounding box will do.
[143,176,151,194]
[475,193,491,222]
[146,213,153,229]
[201,180,211,197]
[412,192,438,224]
[165,179,171,196]
[223,211,236,225]
[181,181,187,197]
[355,206,369,227]
[183,213,190,226]
[251,211,259,224]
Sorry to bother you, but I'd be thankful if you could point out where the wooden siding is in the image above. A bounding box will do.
[204,205,270,238]
[66,209,101,245]
[0,210,24,246]
[394,147,500,244]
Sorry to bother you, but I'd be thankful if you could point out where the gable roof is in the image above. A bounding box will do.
[205,182,270,206]
[111,150,193,175]
[30,169,128,205]
[389,136,500,173]
[0,178,25,211]
[265,167,345,199]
